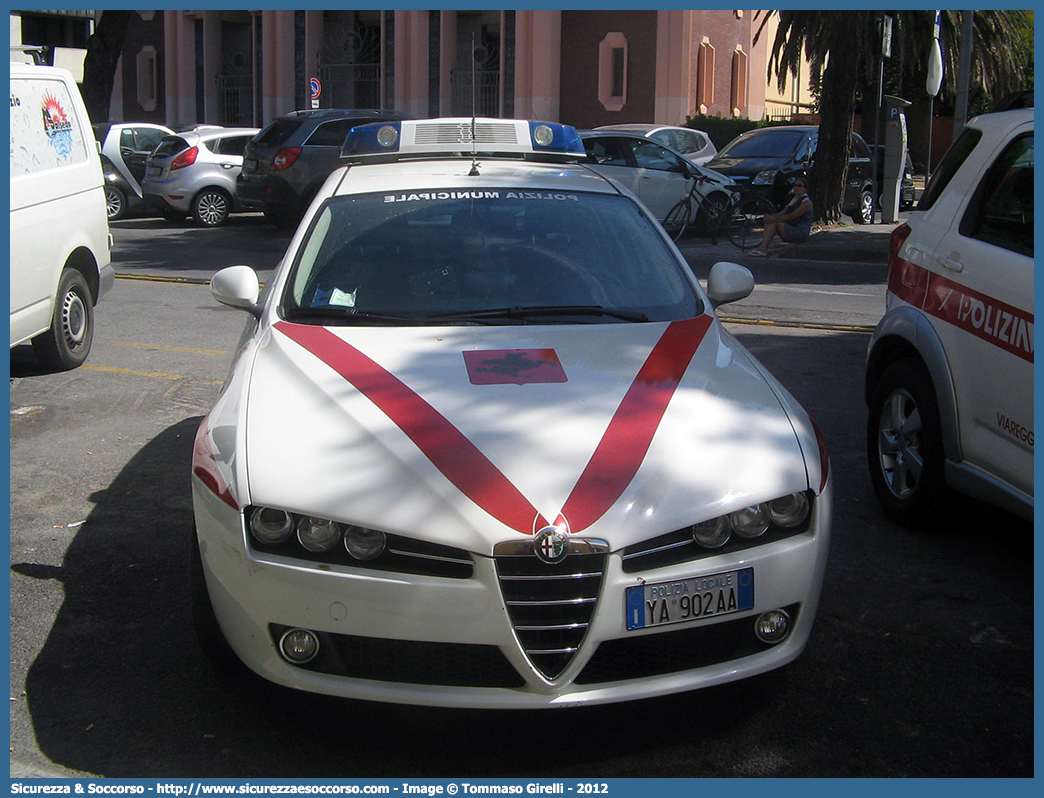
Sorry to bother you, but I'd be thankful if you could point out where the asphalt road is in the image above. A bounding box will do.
[8,215,1033,779]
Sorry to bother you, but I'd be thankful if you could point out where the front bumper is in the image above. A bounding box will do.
[193,476,832,709]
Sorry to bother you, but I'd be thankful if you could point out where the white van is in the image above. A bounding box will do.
[10,59,114,370]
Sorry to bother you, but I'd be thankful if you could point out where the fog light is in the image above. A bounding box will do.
[755,609,791,644]
[297,516,342,552]
[249,507,294,545]
[731,504,769,539]
[344,525,386,560]
[279,629,320,664]
[692,516,730,549]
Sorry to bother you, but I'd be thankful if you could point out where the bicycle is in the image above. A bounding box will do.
[662,179,777,251]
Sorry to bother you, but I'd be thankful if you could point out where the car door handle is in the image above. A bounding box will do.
[937,254,964,273]
[221,163,236,170]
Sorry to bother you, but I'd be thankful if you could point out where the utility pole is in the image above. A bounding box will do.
[953,10,974,138]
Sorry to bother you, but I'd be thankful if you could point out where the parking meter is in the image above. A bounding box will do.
[881,95,911,223]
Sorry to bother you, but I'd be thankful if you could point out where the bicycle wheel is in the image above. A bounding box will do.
[662,198,692,242]
[723,194,776,251]
[695,191,729,239]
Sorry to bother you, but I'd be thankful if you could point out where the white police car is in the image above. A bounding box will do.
[865,104,1033,526]
[191,118,832,708]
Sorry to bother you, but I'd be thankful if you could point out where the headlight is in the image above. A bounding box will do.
[730,504,770,539]
[690,492,812,551]
[297,516,343,553]
[767,493,811,528]
[692,516,730,548]
[752,169,778,185]
[344,525,387,560]
[249,507,294,545]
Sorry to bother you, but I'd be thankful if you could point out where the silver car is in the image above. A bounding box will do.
[596,124,718,165]
[142,127,259,227]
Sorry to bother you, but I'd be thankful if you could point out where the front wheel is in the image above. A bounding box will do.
[853,189,874,224]
[662,199,692,241]
[104,185,126,221]
[724,194,775,251]
[193,188,231,227]
[866,359,949,528]
[31,268,94,371]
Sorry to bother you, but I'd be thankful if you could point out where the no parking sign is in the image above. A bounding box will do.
[309,77,321,108]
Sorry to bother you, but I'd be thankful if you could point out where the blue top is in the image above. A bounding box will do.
[783,194,813,241]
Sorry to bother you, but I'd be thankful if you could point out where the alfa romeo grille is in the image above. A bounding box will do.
[494,538,608,680]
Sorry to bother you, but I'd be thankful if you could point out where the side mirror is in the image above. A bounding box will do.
[706,261,755,307]
[211,265,261,315]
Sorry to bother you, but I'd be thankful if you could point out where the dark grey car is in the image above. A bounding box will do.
[706,125,877,224]
[237,108,413,225]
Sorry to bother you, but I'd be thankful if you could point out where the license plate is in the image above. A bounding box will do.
[244,158,257,171]
[146,166,162,178]
[626,567,754,630]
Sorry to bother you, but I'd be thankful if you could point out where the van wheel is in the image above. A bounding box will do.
[192,189,231,227]
[31,268,94,371]
[853,189,874,224]
[866,359,948,528]
[104,186,126,221]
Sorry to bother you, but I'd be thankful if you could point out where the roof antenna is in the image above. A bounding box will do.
[468,32,480,176]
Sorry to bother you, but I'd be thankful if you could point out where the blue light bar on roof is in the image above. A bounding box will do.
[341,118,585,162]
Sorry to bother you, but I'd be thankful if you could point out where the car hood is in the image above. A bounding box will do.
[236,317,812,554]
[705,155,787,178]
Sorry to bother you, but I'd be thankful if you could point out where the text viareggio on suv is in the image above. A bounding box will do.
[865,104,1033,527]
[192,117,832,709]
[236,108,413,226]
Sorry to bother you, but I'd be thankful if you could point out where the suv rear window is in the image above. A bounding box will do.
[253,118,306,147]
[303,119,358,147]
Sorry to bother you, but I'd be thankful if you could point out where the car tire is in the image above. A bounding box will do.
[192,188,231,227]
[866,358,950,528]
[104,185,126,221]
[853,188,874,224]
[31,268,94,371]
[190,525,243,670]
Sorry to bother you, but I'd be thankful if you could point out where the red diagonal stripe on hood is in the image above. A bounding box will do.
[557,315,712,531]
[275,321,548,534]
[275,316,712,534]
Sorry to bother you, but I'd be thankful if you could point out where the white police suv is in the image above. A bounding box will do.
[191,117,832,708]
[865,104,1033,527]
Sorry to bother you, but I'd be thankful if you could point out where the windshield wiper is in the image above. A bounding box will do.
[284,306,417,325]
[425,305,650,323]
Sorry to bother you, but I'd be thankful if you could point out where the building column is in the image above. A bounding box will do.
[392,10,429,119]
[163,10,198,124]
[513,10,560,120]
[654,9,692,124]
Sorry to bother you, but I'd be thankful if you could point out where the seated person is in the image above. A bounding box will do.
[751,178,813,256]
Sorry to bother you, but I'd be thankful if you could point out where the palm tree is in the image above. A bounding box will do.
[756,10,1032,224]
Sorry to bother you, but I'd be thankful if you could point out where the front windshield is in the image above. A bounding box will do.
[282,189,701,325]
[720,129,807,159]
